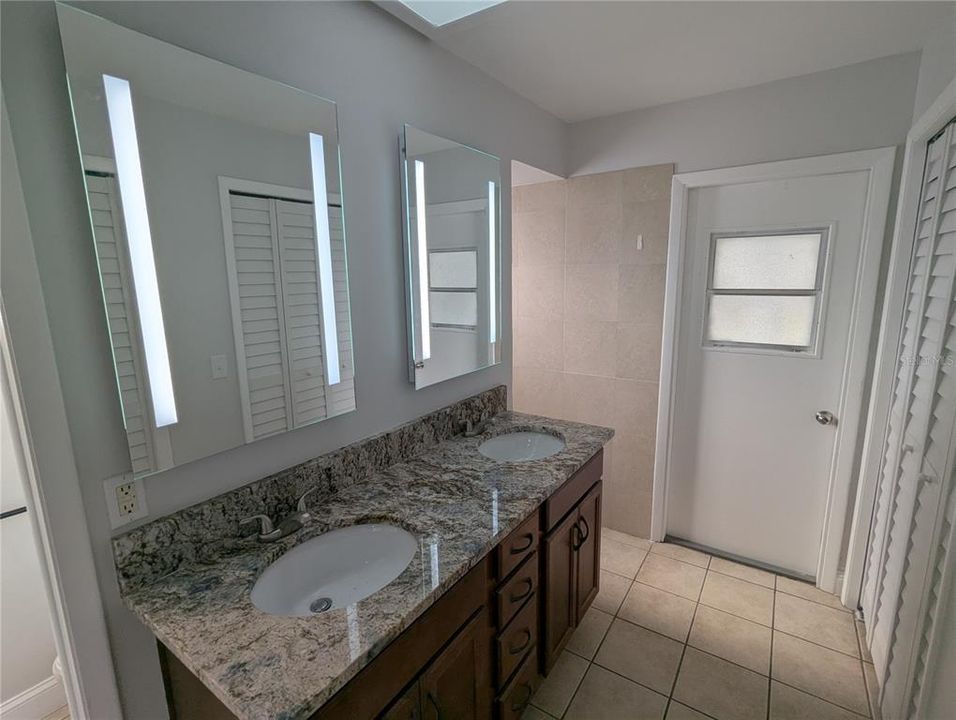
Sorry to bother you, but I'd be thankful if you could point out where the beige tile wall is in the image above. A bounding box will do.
[512,164,673,538]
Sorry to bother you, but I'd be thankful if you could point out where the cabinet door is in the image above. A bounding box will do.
[420,610,491,720]
[381,681,421,720]
[542,509,578,672]
[575,482,602,622]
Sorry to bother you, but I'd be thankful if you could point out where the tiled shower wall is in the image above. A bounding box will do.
[512,165,672,537]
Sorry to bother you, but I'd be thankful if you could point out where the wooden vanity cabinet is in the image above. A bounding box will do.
[157,450,606,720]
[541,452,603,672]
[383,609,492,720]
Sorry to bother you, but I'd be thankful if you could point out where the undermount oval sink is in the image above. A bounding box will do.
[478,431,565,462]
[251,524,417,616]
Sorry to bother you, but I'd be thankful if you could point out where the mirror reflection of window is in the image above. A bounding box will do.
[401,126,500,389]
[429,249,478,329]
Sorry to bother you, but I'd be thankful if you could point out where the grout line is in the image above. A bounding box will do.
[767,578,776,720]
[855,618,875,719]
[770,677,871,718]
[774,585,853,614]
[706,565,776,590]
[696,597,773,629]
[663,557,707,716]
[771,627,864,661]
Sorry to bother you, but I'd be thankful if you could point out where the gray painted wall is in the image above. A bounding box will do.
[0,2,566,716]
[568,52,920,176]
[911,5,956,121]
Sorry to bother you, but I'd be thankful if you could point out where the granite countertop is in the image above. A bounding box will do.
[119,411,612,720]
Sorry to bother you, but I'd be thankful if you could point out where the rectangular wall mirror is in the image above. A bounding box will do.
[58,4,356,477]
[400,126,501,389]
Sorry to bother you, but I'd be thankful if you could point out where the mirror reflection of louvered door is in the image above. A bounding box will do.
[861,119,956,719]
[85,170,158,474]
[225,190,353,443]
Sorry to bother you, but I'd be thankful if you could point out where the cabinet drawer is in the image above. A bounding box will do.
[496,592,537,687]
[544,449,603,531]
[496,650,539,720]
[496,512,539,580]
[496,552,538,628]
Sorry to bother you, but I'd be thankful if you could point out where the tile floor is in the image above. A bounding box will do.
[526,528,880,720]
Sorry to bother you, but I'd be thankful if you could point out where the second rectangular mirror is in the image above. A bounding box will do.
[401,126,501,389]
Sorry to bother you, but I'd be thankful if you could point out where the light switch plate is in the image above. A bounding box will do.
[104,473,148,528]
[210,354,228,379]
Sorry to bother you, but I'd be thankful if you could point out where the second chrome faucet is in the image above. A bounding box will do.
[240,487,318,543]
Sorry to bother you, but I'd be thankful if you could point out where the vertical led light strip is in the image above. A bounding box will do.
[102,74,177,427]
[414,160,431,360]
[309,133,340,386]
[487,180,497,344]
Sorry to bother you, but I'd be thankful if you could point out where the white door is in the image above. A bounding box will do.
[667,157,881,578]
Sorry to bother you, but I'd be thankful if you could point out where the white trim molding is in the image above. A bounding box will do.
[652,147,896,597]
[0,674,67,720]
[1,95,123,720]
[845,78,956,612]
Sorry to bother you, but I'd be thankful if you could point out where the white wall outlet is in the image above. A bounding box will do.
[104,473,148,528]
[210,354,228,379]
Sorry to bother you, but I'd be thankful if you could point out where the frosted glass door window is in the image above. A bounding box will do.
[430,250,477,288]
[429,249,478,328]
[430,291,478,326]
[712,233,822,289]
[704,229,827,352]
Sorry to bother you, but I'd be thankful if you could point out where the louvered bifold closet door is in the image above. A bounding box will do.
[862,120,956,719]
[229,193,293,441]
[86,172,156,474]
[275,199,329,428]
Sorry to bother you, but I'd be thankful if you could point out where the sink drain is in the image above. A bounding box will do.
[310,597,333,614]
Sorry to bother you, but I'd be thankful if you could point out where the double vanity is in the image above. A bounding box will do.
[113,390,612,720]
[54,9,612,719]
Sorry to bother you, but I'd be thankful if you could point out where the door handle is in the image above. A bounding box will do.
[815,410,836,426]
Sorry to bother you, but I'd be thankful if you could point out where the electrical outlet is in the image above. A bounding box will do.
[104,473,148,528]
[115,481,139,517]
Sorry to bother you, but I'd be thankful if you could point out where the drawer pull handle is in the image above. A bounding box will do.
[509,533,534,554]
[579,516,590,544]
[508,629,532,655]
[509,577,534,603]
[510,682,534,712]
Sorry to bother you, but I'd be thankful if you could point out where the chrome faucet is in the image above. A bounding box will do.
[463,417,489,437]
[240,487,318,543]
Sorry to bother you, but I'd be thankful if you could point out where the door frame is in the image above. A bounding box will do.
[845,79,956,612]
[651,148,896,594]
[1,97,122,719]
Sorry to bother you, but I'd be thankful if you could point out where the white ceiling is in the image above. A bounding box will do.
[397,1,954,123]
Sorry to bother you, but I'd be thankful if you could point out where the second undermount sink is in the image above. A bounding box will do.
[478,431,565,462]
[250,524,417,616]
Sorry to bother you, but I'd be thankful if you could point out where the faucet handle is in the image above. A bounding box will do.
[297,487,319,513]
[240,514,274,537]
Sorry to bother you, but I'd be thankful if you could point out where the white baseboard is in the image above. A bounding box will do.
[0,675,67,720]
